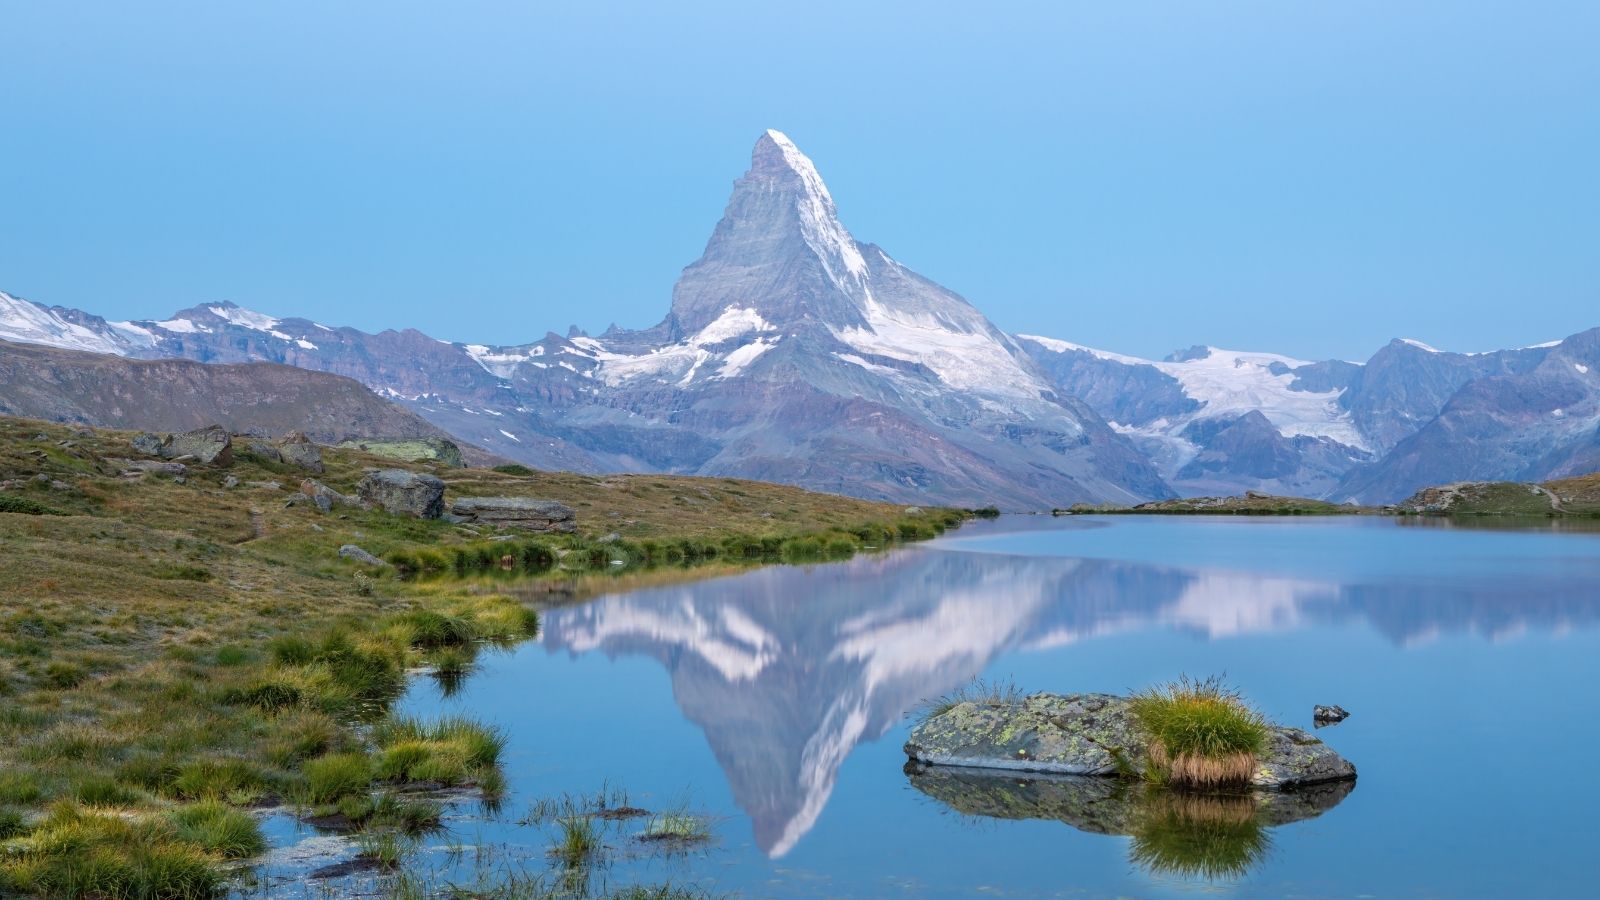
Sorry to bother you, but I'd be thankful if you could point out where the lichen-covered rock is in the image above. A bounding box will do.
[160,425,233,466]
[277,432,324,474]
[905,692,1355,790]
[450,497,575,532]
[338,544,386,566]
[357,469,445,519]
[245,441,283,464]
[131,432,164,456]
[299,479,358,514]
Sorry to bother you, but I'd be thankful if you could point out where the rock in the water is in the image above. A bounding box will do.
[278,432,324,473]
[160,425,233,466]
[1313,704,1350,726]
[338,544,386,566]
[131,432,165,456]
[450,497,575,532]
[358,469,446,519]
[904,692,1355,790]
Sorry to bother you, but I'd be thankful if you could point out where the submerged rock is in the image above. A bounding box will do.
[904,692,1355,790]
[450,496,575,532]
[358,469,446,519]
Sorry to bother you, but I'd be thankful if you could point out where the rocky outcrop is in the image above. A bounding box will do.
[291,479,359,514]
[277,432,324,473]
[357,469,445,519]
[338,544,386,566]
[160,425,233,466]
[904,693,1355,790]
[450,497,575,532]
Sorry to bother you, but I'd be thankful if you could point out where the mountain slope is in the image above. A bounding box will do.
[0,338,469,447]
[1336,329,1600,502]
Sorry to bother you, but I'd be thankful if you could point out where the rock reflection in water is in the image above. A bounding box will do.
[905,762,1355,882]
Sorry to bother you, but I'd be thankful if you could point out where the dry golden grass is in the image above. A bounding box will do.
[1148,743,1258,791]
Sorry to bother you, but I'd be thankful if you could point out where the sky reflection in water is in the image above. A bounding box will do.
[270,516,1600,897]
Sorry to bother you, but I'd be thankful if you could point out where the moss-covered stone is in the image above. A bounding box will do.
[904,692,1355,790]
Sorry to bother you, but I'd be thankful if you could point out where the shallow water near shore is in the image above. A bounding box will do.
[255,515,1600,897]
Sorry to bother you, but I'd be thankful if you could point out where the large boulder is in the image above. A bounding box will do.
[904,692,1355,790]
[160,425,233,466]
[277,432,324,474]
[338,437,464,468]
[450,497,576,532]
[357,469,445,519]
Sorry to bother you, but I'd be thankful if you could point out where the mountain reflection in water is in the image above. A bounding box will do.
[537,535,1600,857]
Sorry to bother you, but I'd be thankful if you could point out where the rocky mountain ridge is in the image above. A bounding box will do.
[3,131,1596,505]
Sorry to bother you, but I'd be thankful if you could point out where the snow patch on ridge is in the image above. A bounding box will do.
[764,130,868,290]
[579,306,781,387]
[833,298,1046,400]
[0,291,133,355]
[209,305,280,332]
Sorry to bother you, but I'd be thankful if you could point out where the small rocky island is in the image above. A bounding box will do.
[905,690,1355,790]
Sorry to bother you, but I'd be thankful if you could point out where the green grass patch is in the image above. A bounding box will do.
[0,495,66,516]
[1130,676,1269,790]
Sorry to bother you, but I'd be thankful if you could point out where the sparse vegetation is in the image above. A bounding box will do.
[0,414,970,891]
[1129,676,1269,790]
[918,676,1025,718]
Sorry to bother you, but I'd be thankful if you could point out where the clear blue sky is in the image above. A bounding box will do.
[2,1,1596,361]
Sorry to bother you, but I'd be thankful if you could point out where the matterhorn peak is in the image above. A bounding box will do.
[751,129,836,203]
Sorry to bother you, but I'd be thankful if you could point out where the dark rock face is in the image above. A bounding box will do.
[357,469,445,519]
[0,339,463,449]
[450,497,576,532]
[904,693,1356,790]
[160,425,232,466]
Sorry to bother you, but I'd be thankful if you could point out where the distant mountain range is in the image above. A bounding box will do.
[2,131,1596,506]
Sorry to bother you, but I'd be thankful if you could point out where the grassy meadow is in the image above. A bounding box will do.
[0,415,965,896]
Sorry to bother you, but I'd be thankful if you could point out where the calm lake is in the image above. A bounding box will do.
[257,515,1600,897]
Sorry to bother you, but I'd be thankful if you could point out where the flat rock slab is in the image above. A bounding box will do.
[904,692,1355,790]
[451,496,575,532]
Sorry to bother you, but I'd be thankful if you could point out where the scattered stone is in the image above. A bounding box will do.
[31,473,50,484]
[905,692,1356,790]
[173,475,186,485]
[337,544,386,567]
[223,475,240,489]
[284,492,314,509]
[300,479,358,510]
[245,441,284,464]
[357,469,446,519]
[159,425,233,466]
[599,532,621,544]
[245,480,282,491]
[108,458,188,477]
[48,480,71,492]
[450,497,575,532]
[904,506,925,516]
[1313,705,1351,727]
[277,432,324,473]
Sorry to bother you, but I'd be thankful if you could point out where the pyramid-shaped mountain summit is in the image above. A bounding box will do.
[490,130,1174,507]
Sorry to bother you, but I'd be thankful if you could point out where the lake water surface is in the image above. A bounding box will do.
[262,515,1600,897]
